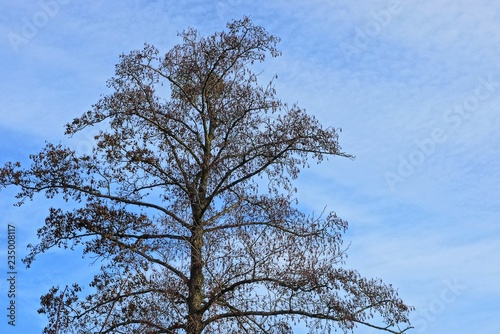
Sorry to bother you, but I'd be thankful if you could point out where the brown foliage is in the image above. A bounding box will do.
[0,17,412,334]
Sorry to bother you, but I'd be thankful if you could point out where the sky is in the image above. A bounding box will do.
[0,0,499,333]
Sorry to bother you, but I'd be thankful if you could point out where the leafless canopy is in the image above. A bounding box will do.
[0,17,412,334]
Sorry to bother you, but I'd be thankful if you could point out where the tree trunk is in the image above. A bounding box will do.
[186,312,203,334]
[187,217,204,334]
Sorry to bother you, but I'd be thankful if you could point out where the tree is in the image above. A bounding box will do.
[0,17,413,334]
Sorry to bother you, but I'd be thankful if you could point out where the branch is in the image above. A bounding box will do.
[104,233,188,284]
[54,285,68,334]
[206,307,411,334]
[27,182,190,230]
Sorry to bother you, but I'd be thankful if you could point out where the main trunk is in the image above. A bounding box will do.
[187,122,212,334]
[187,215,205,334]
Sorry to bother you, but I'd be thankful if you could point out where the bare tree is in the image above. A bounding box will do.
[0,17,413,334]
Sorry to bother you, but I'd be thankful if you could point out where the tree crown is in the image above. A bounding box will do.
[0,17,412,334]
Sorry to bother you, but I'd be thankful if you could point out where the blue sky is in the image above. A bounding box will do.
[1,0,499,333]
